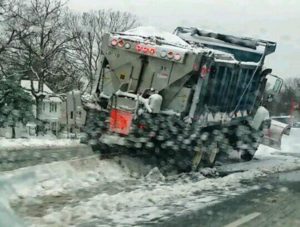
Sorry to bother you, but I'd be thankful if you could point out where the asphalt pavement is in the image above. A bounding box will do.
[158,170,300,227]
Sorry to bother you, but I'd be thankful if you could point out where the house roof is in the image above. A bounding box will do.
[21,80,53,94]
[43,96,62,103]
[21,80,62,103]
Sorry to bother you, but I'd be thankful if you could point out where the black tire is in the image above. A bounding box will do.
[240,149,254,161]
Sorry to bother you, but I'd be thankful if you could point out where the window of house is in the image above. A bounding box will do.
[50,103,57,112]
[51,122,57,130]
[78,111,82,118]
[70,111,73,119]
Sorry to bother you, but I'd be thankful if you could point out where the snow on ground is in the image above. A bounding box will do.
[281,128,300,152]
[0,155,147,199]
[1,128,300,226]
[256,127,300,159]
[29,170,263,226]
[27,153,300,226]
[24,153,300,227]
[0,137,81,151]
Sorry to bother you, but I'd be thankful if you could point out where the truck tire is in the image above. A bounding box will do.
[239,127,262,161]
[240,150,254,161]
[82,109,108,152]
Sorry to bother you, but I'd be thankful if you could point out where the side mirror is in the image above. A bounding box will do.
[266,74,283,95]
[272,78,283,94]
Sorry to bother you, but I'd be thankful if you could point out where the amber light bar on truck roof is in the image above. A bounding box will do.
[110,37,186,63]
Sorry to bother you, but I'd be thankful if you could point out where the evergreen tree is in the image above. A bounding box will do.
[0,78,34,138]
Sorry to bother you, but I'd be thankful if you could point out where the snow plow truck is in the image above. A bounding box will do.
[80,26,285,171]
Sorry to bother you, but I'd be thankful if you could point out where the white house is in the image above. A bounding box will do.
[21,80,63,136]
[0,81,88,138]
[60,90,87,137]
[0,80,63,138]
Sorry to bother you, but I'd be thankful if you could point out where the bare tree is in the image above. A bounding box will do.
[0,0,31,77]
[284,77,300,92]
[268,77,300,115]
[0,0,16,55]
[65,10,139,94]
[5,0,76,134]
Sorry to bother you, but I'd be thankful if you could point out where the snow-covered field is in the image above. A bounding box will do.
[1,129,300,226]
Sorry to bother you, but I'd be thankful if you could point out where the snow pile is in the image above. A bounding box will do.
[0,156,138,201]
[0,156,141,226]
[0,138,81,150]
[0,202,23,227]
[24,167,270,226]
[281,128,300,153]
[255,128,300,160]
[145,167,166,181]
[26,152,300,227]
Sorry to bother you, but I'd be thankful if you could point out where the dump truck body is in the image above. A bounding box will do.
[82,26,284,171]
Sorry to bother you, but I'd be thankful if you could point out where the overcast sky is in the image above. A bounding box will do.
[68,0,300,79]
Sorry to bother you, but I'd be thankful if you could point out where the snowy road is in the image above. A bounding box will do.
[1,129,300,226]
[0,146,93,172]
[161,170,300,227]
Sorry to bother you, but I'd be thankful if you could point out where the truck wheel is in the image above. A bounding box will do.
[235,124,262,162]
[240,149,254,161]
[239,139,259,161]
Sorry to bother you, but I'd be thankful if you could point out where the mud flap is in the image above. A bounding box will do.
[110,109,133,135]
[262,120,289,149]
[192,146,202,171]
[205,142,219,167]
[208,145,219,166]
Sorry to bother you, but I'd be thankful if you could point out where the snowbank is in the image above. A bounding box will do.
[0,155,149,201]
[281,128,300,152]
[0,156,138,227]
[0,138,81,151]
[23,152,300,226]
